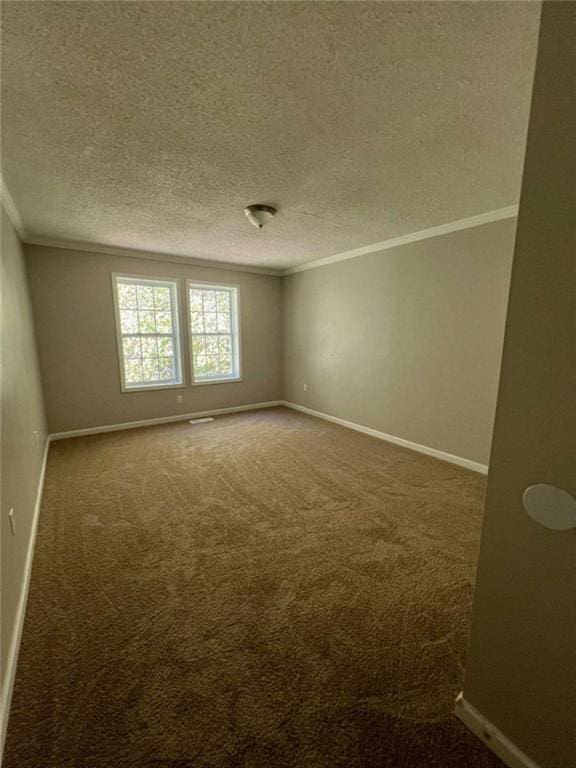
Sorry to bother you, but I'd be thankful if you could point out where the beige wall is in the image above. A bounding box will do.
[463,4,576,766]
[283,218,516,466]
[1,209,48,698]
[25,246,283,434]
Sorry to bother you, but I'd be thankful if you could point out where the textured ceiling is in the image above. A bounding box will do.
[1,1,540,270]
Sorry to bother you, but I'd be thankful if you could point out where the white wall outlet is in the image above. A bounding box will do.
[303,383,308,392]
[8,508,16,536]
[33,429,39,445]
[176,395,184,404]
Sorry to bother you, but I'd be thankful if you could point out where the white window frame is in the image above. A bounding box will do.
[186,280,242,385]
[112,273,185,392]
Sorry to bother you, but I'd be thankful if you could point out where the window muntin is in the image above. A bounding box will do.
[188,283,240,383]
[113,275,183,390]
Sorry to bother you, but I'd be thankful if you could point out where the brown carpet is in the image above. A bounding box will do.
[5,406,501,768]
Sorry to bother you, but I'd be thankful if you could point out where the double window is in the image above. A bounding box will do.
[112,274,240,391]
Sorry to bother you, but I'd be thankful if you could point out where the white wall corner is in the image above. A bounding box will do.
[0,176,25,239]
[0,437,50,761]
[454,693,541,768]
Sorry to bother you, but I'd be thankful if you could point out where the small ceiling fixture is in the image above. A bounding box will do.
[244,204,277,229]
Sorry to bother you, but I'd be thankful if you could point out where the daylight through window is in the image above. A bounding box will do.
[114,275,183,390]
[188,283,240,383]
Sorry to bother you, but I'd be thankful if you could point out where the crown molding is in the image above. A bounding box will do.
[15,203,518,277]
[283,205,519,276]
[23,235,283,277]
[0,176,26,238]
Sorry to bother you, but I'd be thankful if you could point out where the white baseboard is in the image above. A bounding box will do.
[49,400,283,441]
[280,401,488,475]
[455,693,541,768]
[0,437,50,761]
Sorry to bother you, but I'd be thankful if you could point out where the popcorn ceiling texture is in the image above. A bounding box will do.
[1,1,540,269]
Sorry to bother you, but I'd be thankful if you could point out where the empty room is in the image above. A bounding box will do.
[1,2,574,767]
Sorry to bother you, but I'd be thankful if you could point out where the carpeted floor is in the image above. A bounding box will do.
[4,406,502,768]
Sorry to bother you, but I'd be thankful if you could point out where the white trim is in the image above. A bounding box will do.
[281,401,488,474]
[0,438,50,760]
[190,377,243,387]
[454,694,541,768]
[283,205,519,275]
[0,177,25,238]
[23,235,282,276]
[49,401,282,440]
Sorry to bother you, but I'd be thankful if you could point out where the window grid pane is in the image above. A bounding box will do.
[115,277,182,389]
[188,285,239,382]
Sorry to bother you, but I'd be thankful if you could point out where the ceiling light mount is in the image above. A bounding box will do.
[244,204,277,229]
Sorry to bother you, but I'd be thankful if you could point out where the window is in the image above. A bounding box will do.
[113,275,183,390]
[188,282,241,383]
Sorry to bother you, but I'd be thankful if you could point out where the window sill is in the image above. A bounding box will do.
[191,377,243,387]
[121,381,186,393]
